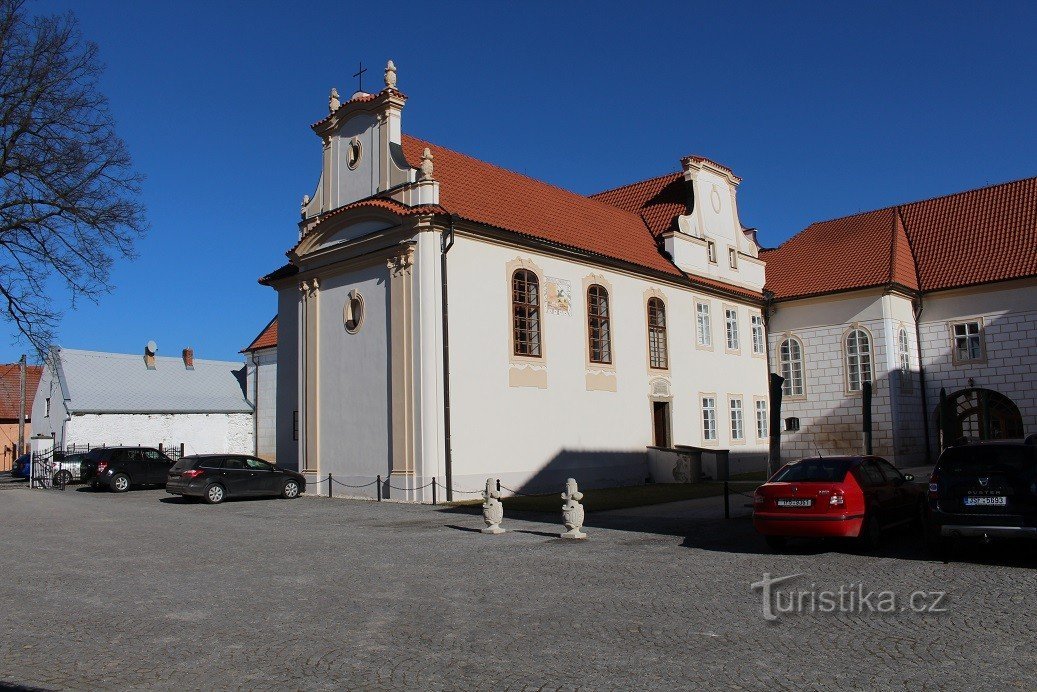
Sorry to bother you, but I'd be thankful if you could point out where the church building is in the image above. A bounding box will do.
[260,61,771,499]
[763,177,1037,465]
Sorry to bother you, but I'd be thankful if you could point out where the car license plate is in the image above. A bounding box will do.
[777,498,812,507]
[964,496,1007,507]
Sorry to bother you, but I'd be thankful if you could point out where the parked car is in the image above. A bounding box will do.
[753,455,925,551]
[165,454,305,504]
[10,453,30,479]
[50,452,88,486]
[926,439,1037,550]
[85,446,175,492]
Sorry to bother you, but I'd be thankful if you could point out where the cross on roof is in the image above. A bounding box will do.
[353,61,367,93]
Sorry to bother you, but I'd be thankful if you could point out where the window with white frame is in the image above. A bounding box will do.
[729,398,744,441]
[728,248,738,269]
[898,328,911,375]
[751,314,765,355]
[952,321,983,362]
[779,337,804,396]
[755,400,768,439]
[845,328,873,392]
[702,396,717,441]
[707,240,717,264]
[725,308,739,350]
[695,301,712,347]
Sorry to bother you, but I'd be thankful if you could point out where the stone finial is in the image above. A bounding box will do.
[418,147,434,181]
[301,194,310,218]
[481,478,505,534]
[560,478,587,539]
[384,59,397,90]
[329,87,340,113]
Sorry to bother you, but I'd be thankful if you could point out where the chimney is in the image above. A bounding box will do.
[144,340,157,370]
[183,348,194,370]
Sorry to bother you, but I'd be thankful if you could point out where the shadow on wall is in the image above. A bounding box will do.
[478,448,650,497]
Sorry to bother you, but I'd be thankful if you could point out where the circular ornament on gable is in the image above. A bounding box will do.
[710,185,722,213]
[344,291,365,333]
[347,138,362,170]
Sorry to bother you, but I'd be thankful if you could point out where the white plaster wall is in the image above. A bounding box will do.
[333,113,378,207]
[30,363,63,443]
[919,283,1037,444]
[445,235,770,494]
[64,412,253,455]
[275,286,299,469]
[246,349,277,462]
[315,261,391,485]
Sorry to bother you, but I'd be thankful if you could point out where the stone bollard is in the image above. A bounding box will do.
[481,477,505,534]
[560,478,587,539]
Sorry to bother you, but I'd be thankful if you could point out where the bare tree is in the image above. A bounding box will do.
[0,0,145,356]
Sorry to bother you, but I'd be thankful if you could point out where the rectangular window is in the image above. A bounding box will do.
[695,301,712,347]
[755,400,768,439]
[292,410,299,441]
[707,240,717,264]
[729,398,744,441]
[728,248,738,269]
[702,396,717,441]
[45,397,51,417]
[751,315,765,355]
[952,321,983,362]
[725,308,739,350]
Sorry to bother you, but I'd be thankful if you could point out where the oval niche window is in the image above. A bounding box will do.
[347,138,362,170]
[344,291,364,333]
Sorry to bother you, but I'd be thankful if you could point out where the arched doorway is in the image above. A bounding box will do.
[936,388,1024,443]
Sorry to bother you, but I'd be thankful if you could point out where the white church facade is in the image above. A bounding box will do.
[259,62,771,499]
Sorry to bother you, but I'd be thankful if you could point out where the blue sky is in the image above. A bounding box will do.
[7,0,1036,363]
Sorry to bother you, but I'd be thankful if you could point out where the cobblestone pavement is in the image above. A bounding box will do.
[1,486,1035,690]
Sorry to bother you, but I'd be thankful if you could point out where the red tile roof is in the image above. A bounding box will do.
[763,177,1037,300]
[400,136,683,277]
[590,172,687,237]
[243,317,277,352]
[0,363,42,421]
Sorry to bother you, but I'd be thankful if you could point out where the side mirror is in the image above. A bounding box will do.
[903,474,914,482]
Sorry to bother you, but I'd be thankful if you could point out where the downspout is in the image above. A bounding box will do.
[441,215,457,500]
[913,296,932,463]
[251,351,260,456]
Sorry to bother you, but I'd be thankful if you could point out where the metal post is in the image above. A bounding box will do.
[180,442,185,458]
[862,380,873,455]
[496,478,501,493]
[377,474,382,501]
[939,387,949,450]
[768,373,785,477]
[724,480,730,519]
[328,473,333,498]
[432,477,437,506]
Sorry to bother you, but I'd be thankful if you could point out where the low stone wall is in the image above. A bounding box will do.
[646,446,702,484]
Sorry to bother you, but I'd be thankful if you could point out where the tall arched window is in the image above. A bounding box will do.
[512,269,541,357]
[647,297,668,369]
[779,337,804,396]
[845,328,873,392]
[898,328,911,375]
[587,284,612,364]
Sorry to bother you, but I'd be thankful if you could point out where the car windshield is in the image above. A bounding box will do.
[939,446,1037,477]
[771,458,854,483]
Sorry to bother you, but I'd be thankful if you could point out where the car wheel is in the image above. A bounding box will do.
[54,470,73,488]
[204,483,226,505]
[110,474,130,493]
[859,516,882,550]
[282,479,301,499]
[764,535,787,552]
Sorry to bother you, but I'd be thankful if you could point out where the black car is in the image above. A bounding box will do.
[85,446,176,492]
[927,438,1037,548]
[165,454,305,504]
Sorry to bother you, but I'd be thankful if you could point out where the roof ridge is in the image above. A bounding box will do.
[589,171,682,199]
[403,134,650,225]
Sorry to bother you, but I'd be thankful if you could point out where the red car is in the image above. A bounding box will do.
[753,456,925,551]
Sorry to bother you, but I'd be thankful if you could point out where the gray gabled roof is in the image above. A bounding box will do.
[52,348,252,414]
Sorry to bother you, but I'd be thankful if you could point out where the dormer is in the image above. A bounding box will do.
[662,155,764,291]
[300,60,436,230]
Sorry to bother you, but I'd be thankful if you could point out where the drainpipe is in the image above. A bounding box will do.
[441,216,457,500]
[251,351,260,456]
[913,297,932,463]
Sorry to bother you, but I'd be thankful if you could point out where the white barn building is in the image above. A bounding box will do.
[763,177,1037,466]
[33,345,254,455]
[260,62,771,499]
[243,317,278,461]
